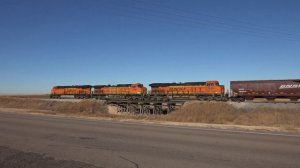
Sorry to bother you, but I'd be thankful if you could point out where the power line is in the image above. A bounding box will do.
[132,0,300,36]
[96,0,300,42]
[98,6,299,42]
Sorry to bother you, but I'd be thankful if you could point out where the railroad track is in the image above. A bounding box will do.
[106,99,185,115]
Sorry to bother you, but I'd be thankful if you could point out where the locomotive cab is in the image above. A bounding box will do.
[131,83,147,95]
[131,83,143,88]
[206,81,219,86]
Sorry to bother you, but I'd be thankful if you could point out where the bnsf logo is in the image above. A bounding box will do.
[279,84,300,89]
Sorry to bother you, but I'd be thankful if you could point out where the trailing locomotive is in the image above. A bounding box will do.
[149,81,227,101]
[93,83,147,100]
[230,79,300,102]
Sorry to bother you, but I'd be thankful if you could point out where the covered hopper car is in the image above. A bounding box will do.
[230,79,300,102]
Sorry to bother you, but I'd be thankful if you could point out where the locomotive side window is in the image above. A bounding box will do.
[207,82,215,86]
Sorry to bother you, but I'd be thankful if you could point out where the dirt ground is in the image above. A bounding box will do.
[229,101,300,109]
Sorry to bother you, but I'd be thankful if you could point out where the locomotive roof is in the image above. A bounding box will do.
[149,82,206,87]
[231,79,300,83]
[93,85,110,88]
[55,85,91,88]
[116,84,132,87]
[93,84,142,88]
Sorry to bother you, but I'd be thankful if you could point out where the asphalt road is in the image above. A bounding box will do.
[0,112,300,168]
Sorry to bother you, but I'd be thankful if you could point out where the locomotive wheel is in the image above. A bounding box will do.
[198,97,205,101]
[207,97,213,101]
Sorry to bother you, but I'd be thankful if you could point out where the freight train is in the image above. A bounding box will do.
[50,79,300,102]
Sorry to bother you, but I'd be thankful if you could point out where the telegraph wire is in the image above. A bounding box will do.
[97,6,299,42]
[96,0,300,42]
[132,0,300,37]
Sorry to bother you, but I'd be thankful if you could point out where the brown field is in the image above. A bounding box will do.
[0,97,300,130]
[163,102,300,129]
[0,94,50,99]
[0,97,108,116]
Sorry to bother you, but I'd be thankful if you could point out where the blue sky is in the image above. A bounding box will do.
[0,0,300,94]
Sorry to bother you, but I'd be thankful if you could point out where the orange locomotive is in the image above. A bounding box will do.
[50,85,92,99]
[49,81,226,101]
[93,83,147,100]
[149,81,226,101]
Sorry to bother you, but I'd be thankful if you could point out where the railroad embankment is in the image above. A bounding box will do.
[163,101,300,129]
[0,97,300,130]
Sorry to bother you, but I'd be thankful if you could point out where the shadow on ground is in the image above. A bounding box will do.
[0,146,101,168]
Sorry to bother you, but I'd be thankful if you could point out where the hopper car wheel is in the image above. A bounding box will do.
[290,98,299,102]
[230,98,239,102]
[237,98,245,102]
[234,98,241,103]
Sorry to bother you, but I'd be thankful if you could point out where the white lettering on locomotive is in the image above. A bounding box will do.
[279,84,300,89]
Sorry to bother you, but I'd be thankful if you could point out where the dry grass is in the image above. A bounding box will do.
[1,97,300,129]
[163,102,300,128]
[0,95,50,99]
[164,102,238,124]
[0,97,108,116]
